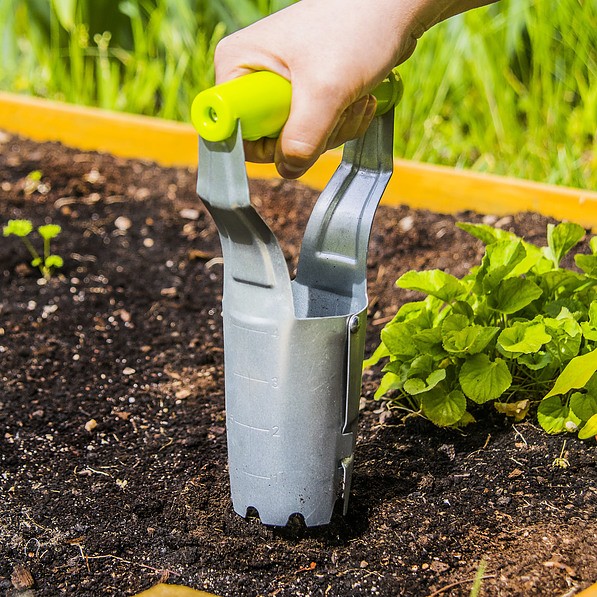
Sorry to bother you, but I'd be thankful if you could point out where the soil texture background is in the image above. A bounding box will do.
[0,132,595,596]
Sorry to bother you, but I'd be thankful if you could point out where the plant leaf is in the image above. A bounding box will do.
[545,347,597,398]
[569,391,597,422]
[540,269,587,295]
[443,324,500,355]
[3,219,33,237]
[381,321,418,358]
[51,0,77,31]
[374,372,401,399]
[488,278,543,314]
[456,222,517,245]
[575,254,597,277]
[545,222,585,268]
[26,170,42,182]
[45,255,64,268]
[454,410,476,427]
[581,301,597,342]
[498,321,551,354]
[421,388,466,427]
[404,369,446,395]
[510,241,546,277]
[578,414,597,440]
[397,270,466,302]
[363,342,390,369]
[38,224,62,240]
[413,328,445,357]
[459,354,512,404]
[517,351,553,370]
[494,399,530,422]
[476,240,527,292]
[537,396,569,434]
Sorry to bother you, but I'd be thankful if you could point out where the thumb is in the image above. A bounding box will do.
[275,81,346,179]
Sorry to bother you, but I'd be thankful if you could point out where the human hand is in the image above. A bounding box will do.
[215,0,497,179]
[215,0,420,178]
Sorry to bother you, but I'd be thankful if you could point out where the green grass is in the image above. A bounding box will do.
[0,0,594,189]
[395,0,596,189]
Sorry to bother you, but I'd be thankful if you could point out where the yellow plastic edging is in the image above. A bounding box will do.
[577,582,597,597]
[0,92,197,168]
[1,91,596,227]
[133,583,219,597]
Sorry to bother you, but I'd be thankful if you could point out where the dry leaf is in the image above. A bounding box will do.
[11,565,34,590]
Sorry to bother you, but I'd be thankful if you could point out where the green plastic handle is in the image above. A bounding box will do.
[191,69,403,143]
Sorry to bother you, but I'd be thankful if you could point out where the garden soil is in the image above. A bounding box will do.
[0,132,595,597]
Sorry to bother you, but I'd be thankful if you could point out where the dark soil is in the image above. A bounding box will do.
[0,131,595,597]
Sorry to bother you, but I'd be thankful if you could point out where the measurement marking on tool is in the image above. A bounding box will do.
[242,472,270,480]
[231,321,269,335]
[233,372,268,384]
[233,420,269,433]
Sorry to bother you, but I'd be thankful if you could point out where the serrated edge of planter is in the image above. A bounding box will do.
[1,91,596,227]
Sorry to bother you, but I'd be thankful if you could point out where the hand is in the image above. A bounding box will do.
[215,0,419,178]
[215,0,497,178]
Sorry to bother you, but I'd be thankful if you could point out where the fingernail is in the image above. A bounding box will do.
[278,163,305,179]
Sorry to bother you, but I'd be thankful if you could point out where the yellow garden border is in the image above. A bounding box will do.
[1,91,596,227]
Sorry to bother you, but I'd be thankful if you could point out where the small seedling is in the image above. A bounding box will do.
[552,440,570,469]
[3,219,64,279]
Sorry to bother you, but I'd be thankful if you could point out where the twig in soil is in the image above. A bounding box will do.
[74,550,180,577]
[465,433,491,459]
[512,425,528,446]
[372,314,393,326]
[73,541,90,572]
[426,574,496,597]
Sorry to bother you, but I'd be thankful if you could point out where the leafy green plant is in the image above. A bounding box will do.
[3,219,64,279]
[366,221,597,441]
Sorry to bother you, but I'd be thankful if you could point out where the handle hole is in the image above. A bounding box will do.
[208,107,218,123]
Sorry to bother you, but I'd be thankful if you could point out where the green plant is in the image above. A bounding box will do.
[3,219,64,279]
[469,558,488,597]
[366,221,597,441]
[0,0,296,121]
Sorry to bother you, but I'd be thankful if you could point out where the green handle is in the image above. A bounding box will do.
[191,69,403,143]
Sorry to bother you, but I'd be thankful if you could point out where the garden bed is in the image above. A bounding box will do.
[0,131,595,596]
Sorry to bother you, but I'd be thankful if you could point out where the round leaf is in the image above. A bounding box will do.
[488,278,543,314]
[38,224,61,240]
[537,396,568,434]
[397,270,466,302]
[459,354,512,404]
[421,388,466,427]
[3,219,33,237]
[45,255,64,269]
[498,322,551,354]
[403,369,446,396]
[569,392,597,422]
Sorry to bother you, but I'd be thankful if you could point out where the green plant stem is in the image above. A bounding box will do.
[20,236,44,276]
[469,558,488,597]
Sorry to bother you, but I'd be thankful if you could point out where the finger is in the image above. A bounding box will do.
[213,35,255,84]
[325,95,376,150]
[243,138,277,163]
[274,80,346,179]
